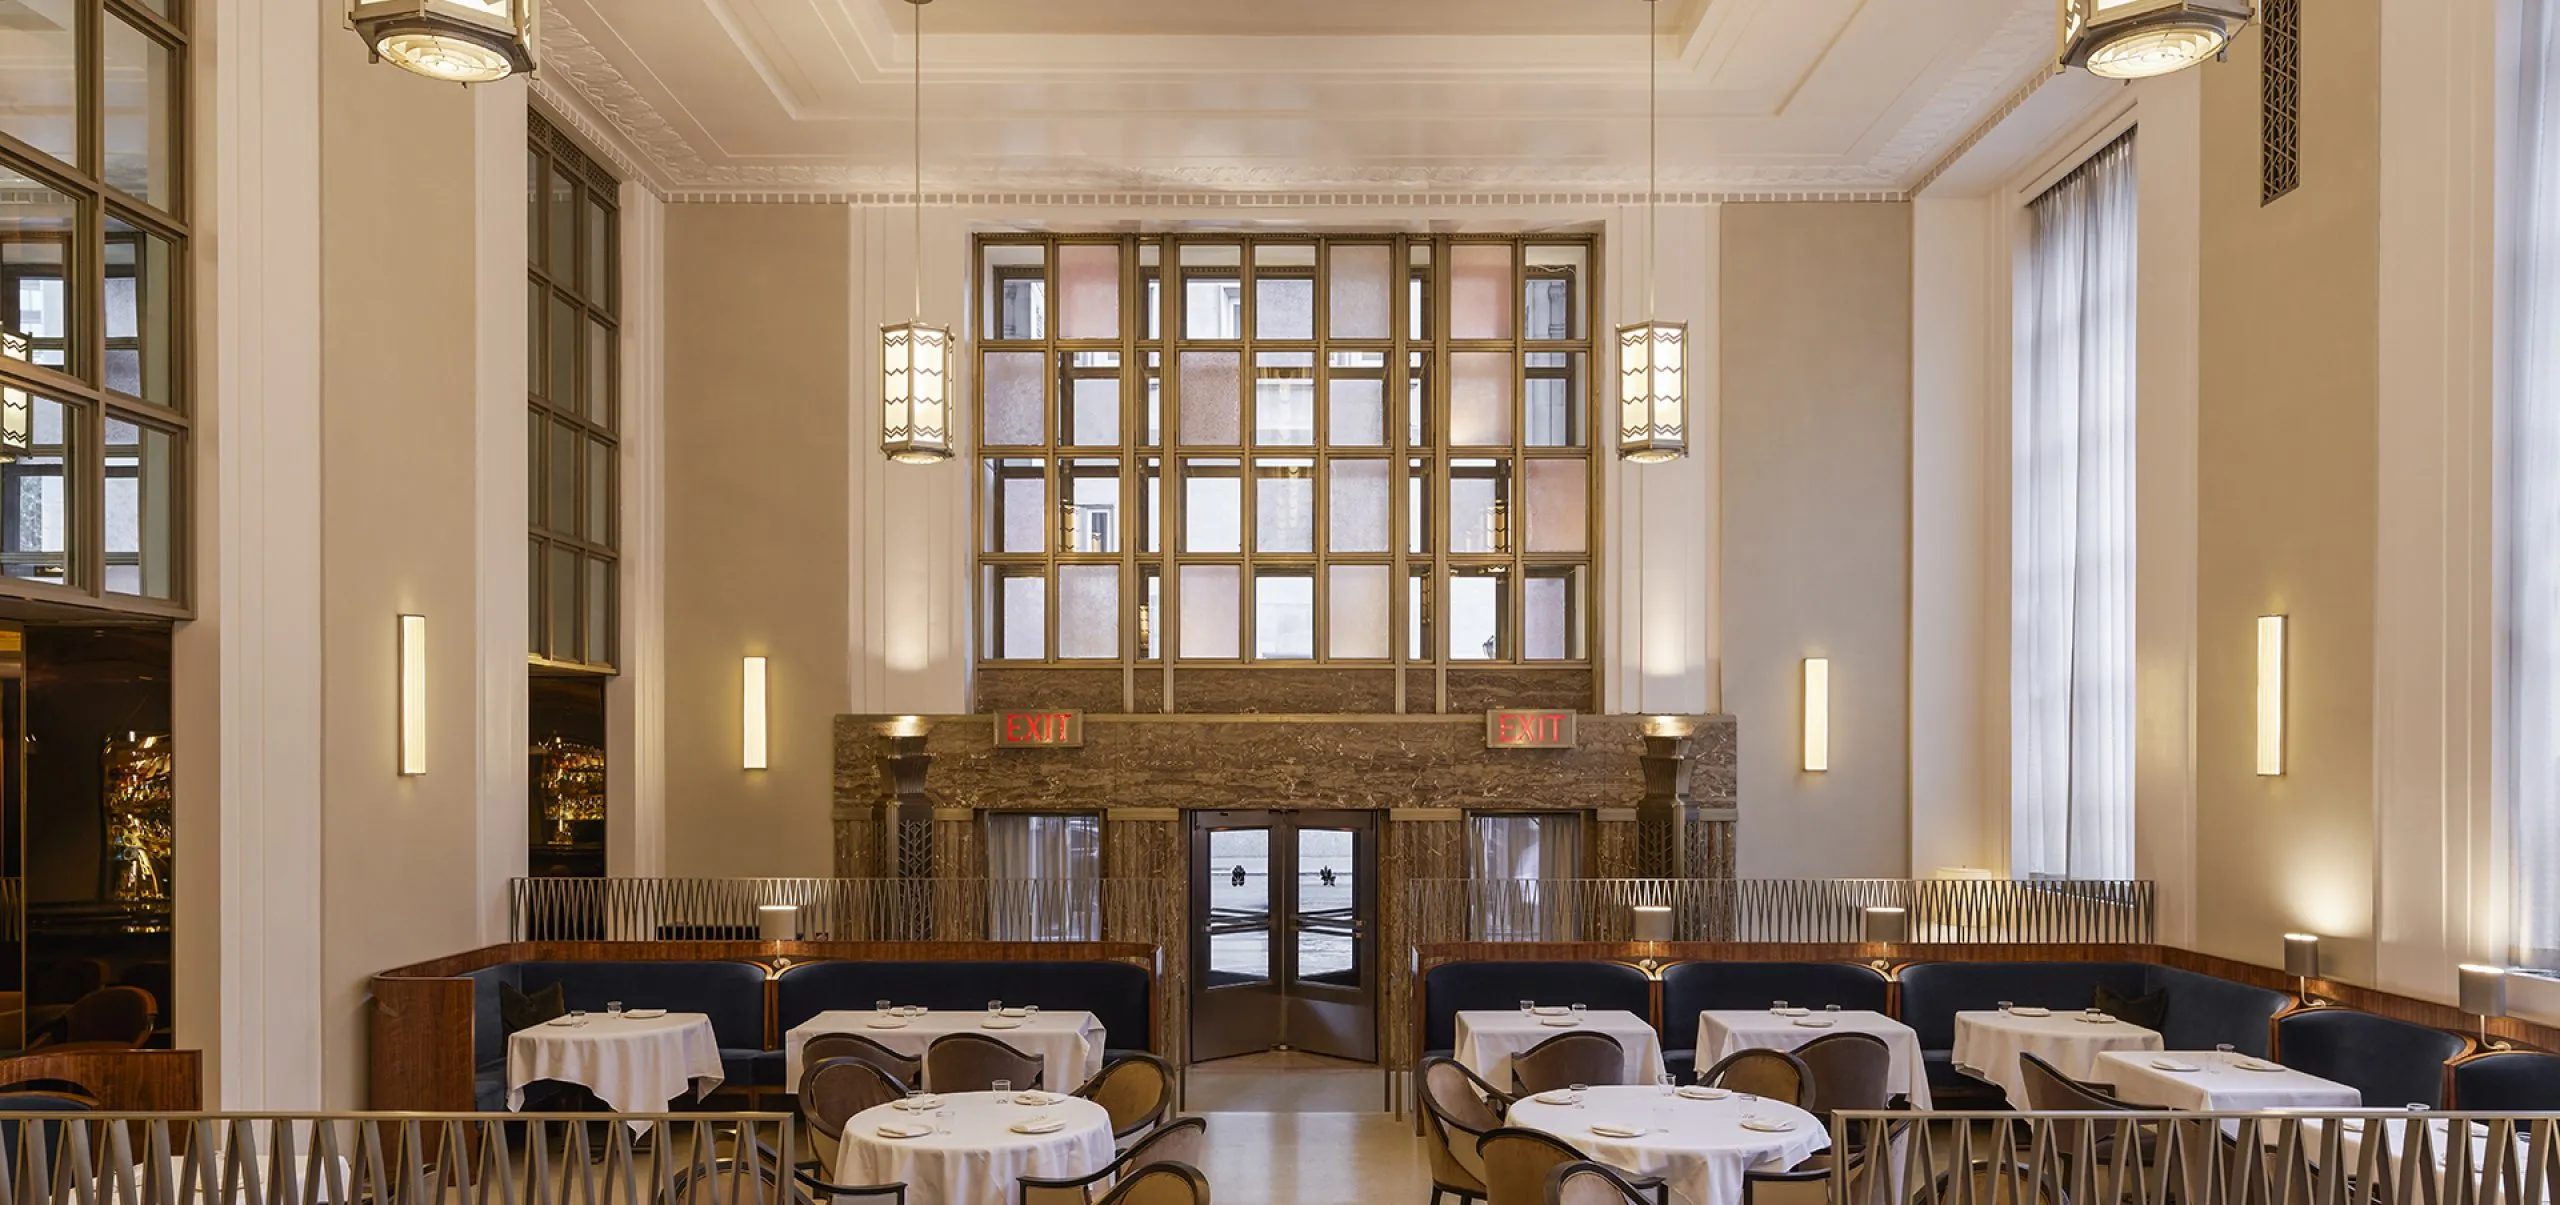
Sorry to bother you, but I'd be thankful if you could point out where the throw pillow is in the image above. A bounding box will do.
[2092,985,2168,1031]
[499,981,566,1035]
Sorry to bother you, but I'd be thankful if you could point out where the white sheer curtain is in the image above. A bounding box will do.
[1470,813,1584,940]
[983,813,1102,940]
[2511,0,2560,970]
[2011,132,2139,881]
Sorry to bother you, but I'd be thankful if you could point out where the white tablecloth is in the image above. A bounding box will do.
[1698,1010,1932,1109]
[784,1011,1107,1092]
[835,1091,1115,1205]
[1456,1010,1667,1090]
[2091,1050,2361,1112]
[507,1012,725,1113]
[1951,1010,2162,1107]
[1507,1085,1828,1205]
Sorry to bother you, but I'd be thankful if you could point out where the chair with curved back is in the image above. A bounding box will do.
[1509,1032,1628,1096]
[1017,1115,1208,1205]
[1090,1162,1211,1205]
[0,1091,98,1187]
[32,987,154,1050]
[1793,1031,1893,1119]
[799,1058,905,1170]
[677,1138,902,1205]
[1697,1048,1812,1107]
[923,1033,1045,1094]
[1421,1057,1511,1205]
[2017,1052,2163,1167]
[801,1033,922,1092]
[1548,1161,1673,1205]
[1478,1129,1664,1205]
[1070,1052,1174,1142]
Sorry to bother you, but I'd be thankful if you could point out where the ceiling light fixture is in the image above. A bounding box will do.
[2058,0,2253,81]
[881,0,955,465]
[347,0,538,84]
[1617,0,1687,465]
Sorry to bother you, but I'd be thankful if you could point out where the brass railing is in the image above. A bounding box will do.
[1401,877,2156,945]
[1832,1110,2560,1205]
[508,877,1181,948]
[0,1113,792,1205]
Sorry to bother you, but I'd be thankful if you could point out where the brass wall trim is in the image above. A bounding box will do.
[1106,807,1181,821]
[1596,808,1639,823]
[1390,807,1464,822]
[931,807,975,822]
[1696,807,1740,822]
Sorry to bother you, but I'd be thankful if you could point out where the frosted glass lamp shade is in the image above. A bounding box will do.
[759,905,801,942]
[348,0,538,83]
[2058,0,2252,81]
[2460,964,2509,1019]
[882,321,955,464]
[2283,933,2319,978]
[1616,321,1687,463]
[1863,907,1907,944]
[1632,906,1673,942]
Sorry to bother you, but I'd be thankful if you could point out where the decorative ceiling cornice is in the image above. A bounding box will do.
[662,188,1912,206]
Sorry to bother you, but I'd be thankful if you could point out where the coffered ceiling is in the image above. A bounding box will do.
[538,0,2060,197]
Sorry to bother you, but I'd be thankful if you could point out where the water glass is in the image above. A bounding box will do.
[877,999,894,1016]
[1568,1083,1589,1109]
[2085,1007,2105,1021]
[1024,1005,1040,1019]
[1571,1003,1587,1020]
[905,1089,924,1109]
[1657,1073,1676,1097]
[568,1009,588,1026]
[1772,1000,1790,1014]
[1825,1004,1842,1015]
[2215,1043,2236,1060]
[1998,1000,2016,1013]
[993,1079,1013,1097]
[989,1000,1003,1018]
[606,1001,624,1018]
[1520,1000,1535,1016]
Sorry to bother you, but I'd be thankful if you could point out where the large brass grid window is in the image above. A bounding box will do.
[0,0,188,609]
[972,234,1597,683]
[528,114,617,671]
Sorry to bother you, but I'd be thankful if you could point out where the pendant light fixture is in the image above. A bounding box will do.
[347,0,538,84]
[2058,0,2253,81]
[880,0,955,465]
[1617,0,1687,465]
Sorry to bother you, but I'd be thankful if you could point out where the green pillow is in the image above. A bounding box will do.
[499,981,565,1035]
[2093,985,2168,1031]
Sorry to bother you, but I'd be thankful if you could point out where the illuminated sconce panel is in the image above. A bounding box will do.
[1802,657,1830,773]
[743,656,769,771]
[398,615,427,776]
[2256,615,2286,776]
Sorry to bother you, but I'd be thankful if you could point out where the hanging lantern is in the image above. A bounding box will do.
[0,330,30,463]
[347,0,538,84]
[1616,320,1686,464]
[881,320,954,464]
[2059,0,2252,81]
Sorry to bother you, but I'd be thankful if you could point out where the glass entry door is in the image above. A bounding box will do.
[1188,809,1377,1063]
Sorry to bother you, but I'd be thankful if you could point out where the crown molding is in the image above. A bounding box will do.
[662,188,1911,206]
[528,68,667,197]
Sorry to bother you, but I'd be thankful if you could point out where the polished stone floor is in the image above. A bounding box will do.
[1188,1053,1432,1205]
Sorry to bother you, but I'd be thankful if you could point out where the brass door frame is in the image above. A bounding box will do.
[1186,808,1380,1064]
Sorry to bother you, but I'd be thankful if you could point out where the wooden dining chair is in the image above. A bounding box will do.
[1698,1048,1812,1107]
[1478,1129,1666,1205]
[801,1033,923,1092]
[1070,1052,1174,1142]
[1017,1116,1207,1205]
[1421,1057,1511,1205]
[799,1057,905,1170]
[1793,1031,1894,1118]
[923,1033,1045,1094]
[1509,1032,1628,1095]
[1548,1160,1670,1205]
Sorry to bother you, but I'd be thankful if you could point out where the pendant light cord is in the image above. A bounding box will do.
[912,0,924,320]
[1646,0,1658,317]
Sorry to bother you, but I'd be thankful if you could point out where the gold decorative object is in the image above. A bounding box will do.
[533,735,605,847]
[104,733,173,903]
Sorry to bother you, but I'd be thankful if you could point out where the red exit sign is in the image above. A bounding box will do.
[994,710,1084,748]
[1485,709,1577,749]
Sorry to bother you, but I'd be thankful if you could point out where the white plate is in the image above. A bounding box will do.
[1678,1087,1730,1101]
[1792,1018,1836,1029]
[2008,1007,2053,1018]
[982,1019,1025,1030]
[2235,1059,2285,1073]
[866,1019,910,1030]
[1532,1006,1572,1017]
[1771,1007,1810,1017]
[1000,1008,1031,1018]
[2075,1014,2119,1025]
[874,1123,933,1140]
[2150,1058,2200,1072]
[1535,1090,1582,1106]
[1010,1118,1067,1135]
[543,1016,579,1027]
[1589,1125,1647,1139]
[1539,1017,1580,1028]
[1012,1092,1061,1106]
[1742,1118,1799,1133]
[623,1008,668,1020]
[892,1096,944,1112]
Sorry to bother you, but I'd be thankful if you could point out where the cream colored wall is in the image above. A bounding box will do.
[1719,203,1914,878]
[660,205,851,877]
[2191,1,2385,983]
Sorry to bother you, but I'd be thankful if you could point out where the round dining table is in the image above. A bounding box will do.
[1505,1085,1828,1205]
[834,1090,1115,1205]
[505,1011,725,1114]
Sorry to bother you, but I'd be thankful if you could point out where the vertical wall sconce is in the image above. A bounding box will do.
[2283,932,2321,1002]
[743,656,769,771]
[2460,963,2510,1047]
[1863,906,1908,944]
[1802,658,1830,773]
[398,615,427,776]
[2257,615,2286,776]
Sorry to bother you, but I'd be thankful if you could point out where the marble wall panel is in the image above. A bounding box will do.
[1169,668,1398,714]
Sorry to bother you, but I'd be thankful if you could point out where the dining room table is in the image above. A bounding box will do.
[782,1007,1107,1092]
[505,1010,724,1117]
[1454,1008,1668,1090]
[2089,1049,2361,1113]
[1950,1007,2163,1107]
[1698,1008,1932,1108]
[1504,1083,1829,1205]
[833,1089,1115,1205]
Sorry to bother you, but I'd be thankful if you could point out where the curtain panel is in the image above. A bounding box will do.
[2512,0,2560,970]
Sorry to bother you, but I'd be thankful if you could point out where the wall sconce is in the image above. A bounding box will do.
[1802,658,1830,773]
[1863,906,1908,944]
[743,656,769,771]
[2257,615,2286,776]
[2283,932,2320,1002]
[759,904,801,942]
[398,615,427,776]
[1631,906,1673,942]
[2460,963,2510,1048]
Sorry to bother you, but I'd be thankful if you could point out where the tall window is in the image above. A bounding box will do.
[972,235,1596,694]
[1468,812,1583,940]
[0,0,187,608]
[983,812,1102,940]
[2010,133,2138,881]
[528,115,618,669]
[2510,0,2560,971]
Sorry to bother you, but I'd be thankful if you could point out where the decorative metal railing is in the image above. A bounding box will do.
[1831,1110,2560,1205]
[508,877,1182,948]
[0,1113,792,1205]
[1402,876,2156,945]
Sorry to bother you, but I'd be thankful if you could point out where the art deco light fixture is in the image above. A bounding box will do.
[347,0,538,84]
[2256,614,2287,776]
[880,0,954,464]
[742,656,769,771]
[1802,658,1830,773]
[1617,0,1687,464]
[398,615,427,776]
[2058,0,2254,81]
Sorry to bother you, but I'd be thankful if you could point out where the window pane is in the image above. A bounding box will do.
[587,321,613,427]
[1449,459,1511,554]
[1254,352,1314,446]
[1139,242,1162,341]
[1409,244,1434,341]
[984,567,1046,660]
[1328,459,1389,554]
[1062,458,1120,553]
[1328,244,1393,340]
[1525,566,1585,661]
[1254,459,1314,553]
[984,243,1046,340]
[586,438,613,547]
[549,166,577,285]
[1408,568,1430,660]
[1408,352,1430,446]
[1330,565,1391,659]
[1137,456,1162,552]
[1178,351,1241,445]
[104,17,177,209]
[104,416,175,599]
[1179,565,1240,659]
[0,167,77,372]
[1407,457,1431,554]
[982,352,1046,446]
[1255,570,1314,660]
[1450,352,1514,446]
[105,216,175,408]
[1524,459,1586,554]
[1450,244,1514,340]
[1057,244,1121,340]
[548,546,579,660]
[585,197,612,303]
[1524,352,1583,448]
[1450,569,1505,660]
[547,418,577,535]
[1524,246,1587,340]
[1056,565,1119,659]
[986,813,1103,940]
[982,458,1046,553]
[548,295,576,403]
[1295,827,1357,981]
[1207,827,1270,984]
[1182,458,1240,552]
[0,392,69,584]
[1254,244,1315,340]
[1139,566,1161,659]
[1142,353,1163,447]
[1326,351,1385,447]
[0,0,74,166]
[1060,352,1121,446]
[586,556,614,664]
[1181,244,1243,339]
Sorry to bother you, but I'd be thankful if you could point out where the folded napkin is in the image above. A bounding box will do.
[982,1019,1025,1030]
[1535,1090,1582,1105]
[624,1008,668,1019]
[1771,1007,1810,1017]
[1000,1008,1031,1018]
[1677,1086,1730,1101]
[2150,1058,2200,1072]
[866,1019,909,1030]
[1589,1124,1647,1139]
[1013,1092,1062,1106]
[1009,1117,1067,1135]
[2075,1014,2119,1025]
[2234,1058,2284,1072]
[1539,1017,1580,1028]
[875,1122,933,1140]
[892,1095,944,1112]
[1741,1118,1798,1133]
[1532,1006,1572,1016]
[2008,1007,2053,1018]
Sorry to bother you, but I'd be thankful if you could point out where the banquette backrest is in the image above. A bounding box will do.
[776,959,1153,1055]
[1893,961,2152,1050]
[2142,965,2289,1056]
[1417,961,1652,1055]
[2277,1008,2469,1108]
[2450,1050,2560,1110]
[1656,961,1890,1058]
[506,960,771,1050]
